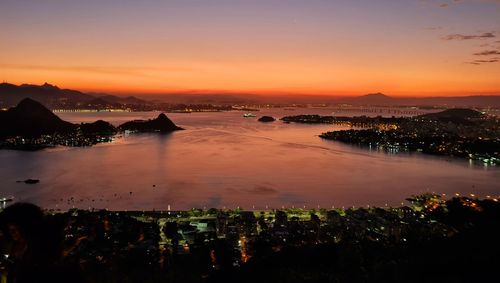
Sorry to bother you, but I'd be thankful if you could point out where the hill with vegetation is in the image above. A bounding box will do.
[119,113,183,133]
[0,98,75,138]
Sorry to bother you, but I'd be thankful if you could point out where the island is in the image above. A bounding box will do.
[118,113,183,133]
[258,116,276,122]
[16,179,40,184]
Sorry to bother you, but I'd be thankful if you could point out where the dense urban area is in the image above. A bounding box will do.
[1,194,499,282]
[282,109,500,165]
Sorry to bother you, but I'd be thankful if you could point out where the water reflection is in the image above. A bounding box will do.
[0,109,498,210]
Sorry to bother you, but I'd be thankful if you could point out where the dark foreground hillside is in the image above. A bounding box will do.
[1,195,499,283]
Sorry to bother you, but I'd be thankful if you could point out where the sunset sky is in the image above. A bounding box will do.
[1,0,499,96]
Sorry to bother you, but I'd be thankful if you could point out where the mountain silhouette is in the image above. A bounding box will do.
[95,94,148,105]
[0,83,149,108]
[419,108,483,119]
[417,108,485,124]
[79,120,117,135]
[0,98,75,138]
[0,82,94,108]
[337,93,395,105]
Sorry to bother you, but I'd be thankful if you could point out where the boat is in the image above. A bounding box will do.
[243,113,257,118]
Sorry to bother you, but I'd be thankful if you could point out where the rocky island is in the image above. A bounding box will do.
[258,116,276,122]
[118,113,183,133]
[16,179,40,184]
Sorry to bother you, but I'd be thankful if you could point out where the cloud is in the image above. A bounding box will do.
[442,32,495,40]
[421,0,499,9]
[426,0,500,4]
[466,58,500,65]
[473,50,500,56]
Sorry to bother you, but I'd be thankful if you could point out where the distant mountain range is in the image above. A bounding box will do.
[335,93,500,108]
[1,83,498,108]
[0,83,148,108]
[85,92,500,108]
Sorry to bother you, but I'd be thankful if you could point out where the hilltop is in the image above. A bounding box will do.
[0,98,75,138]
[337,93,394,105]
[119,113,183,133]
[418,108,485,120]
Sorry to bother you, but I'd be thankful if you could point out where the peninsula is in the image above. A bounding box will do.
[312,109,500,164]
[0,98,182,149]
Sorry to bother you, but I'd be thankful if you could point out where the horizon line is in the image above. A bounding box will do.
[2,81,500,98]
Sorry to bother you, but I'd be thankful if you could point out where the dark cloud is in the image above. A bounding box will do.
[473,50,500,56]
[466,58,499,65]
[442,32,495,40]
[422,0,498,9]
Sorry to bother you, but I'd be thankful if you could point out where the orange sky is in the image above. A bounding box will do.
[1,0,499,96]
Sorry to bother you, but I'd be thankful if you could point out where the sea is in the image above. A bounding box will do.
[1,107,498,211]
